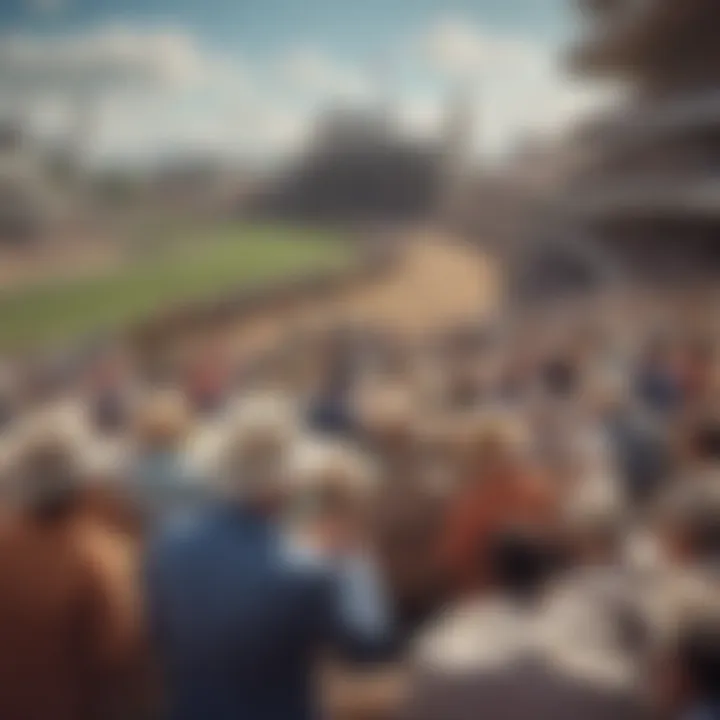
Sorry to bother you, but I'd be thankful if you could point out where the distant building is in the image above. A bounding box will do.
[140,157,250,216]
[252,101,472,224]
[0,120,77,246]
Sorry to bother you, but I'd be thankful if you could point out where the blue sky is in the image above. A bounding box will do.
[3,0,571,46]
[0,0,606,165]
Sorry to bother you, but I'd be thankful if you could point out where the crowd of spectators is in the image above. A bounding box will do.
[0,305,718,720]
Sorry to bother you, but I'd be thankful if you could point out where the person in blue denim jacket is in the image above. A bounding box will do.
[144,398,393,720]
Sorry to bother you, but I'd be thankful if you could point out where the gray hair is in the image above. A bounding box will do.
[216,393,298,502]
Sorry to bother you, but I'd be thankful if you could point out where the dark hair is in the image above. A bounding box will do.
[540,358,577,398]
[661,484,720,565]
[686,505,720,564]
[677,613,720,703]
[486,526,556,602]
[692,423,720,462]
[312,485,355,515]
[689,338,716,365]
[92,392,129,434]
[30,487,81,523]
[643,333,672,361]
[18,439,81,523]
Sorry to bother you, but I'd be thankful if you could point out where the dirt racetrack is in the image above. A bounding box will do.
[222,230,501,361]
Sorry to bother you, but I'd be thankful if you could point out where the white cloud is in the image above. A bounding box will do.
[418,17,538,80]
[91,88,309,166]
[0,18,617,166]
[396,96,445,140]
[0,26,258,163]
[408,16,617,157]
[0,26,242,100]
[279,48,373,101]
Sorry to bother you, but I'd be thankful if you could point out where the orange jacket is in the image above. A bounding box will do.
[440,467,559,596]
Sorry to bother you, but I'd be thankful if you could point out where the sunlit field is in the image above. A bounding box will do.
[0,224,352,350]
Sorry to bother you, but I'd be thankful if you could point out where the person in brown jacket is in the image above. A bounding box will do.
[0,426,142,720]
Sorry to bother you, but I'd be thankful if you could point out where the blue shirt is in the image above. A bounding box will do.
[129,450,208,526]
[145,505,392,720]
[282,538,392,644]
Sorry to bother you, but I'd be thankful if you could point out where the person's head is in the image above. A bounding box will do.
[687,336,717,371]
[134,390,192,452]
[547,402,616,484]
[656,479,720,568]
[584,366,629,418]
[641,333,674,368]
[686,418,720,466]
[290,442,375,550]
[539,356,579,400]
[661,606,720,713]
[88,343,131,391]
[486,525,558,603]
[563,492,625,566]
[4,424,85,521]
[460,411,530,481]
[679,611,720,705]
[355,382,415,452]
[216,393,297,514]
[412,421,461,496]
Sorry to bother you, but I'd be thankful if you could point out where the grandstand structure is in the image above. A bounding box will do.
[563,0,720,284]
